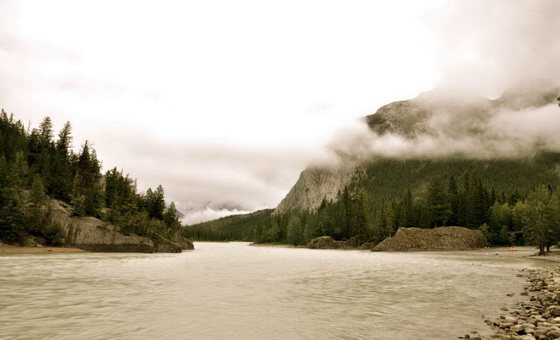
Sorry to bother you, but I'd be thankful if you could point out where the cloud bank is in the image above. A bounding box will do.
[432,0,560,97]
[0,0,558,223]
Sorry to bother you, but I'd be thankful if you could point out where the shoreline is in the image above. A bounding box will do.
[0,246,87,254]
[463,266,560,340]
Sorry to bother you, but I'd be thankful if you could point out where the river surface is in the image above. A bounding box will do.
[0,242,550,339]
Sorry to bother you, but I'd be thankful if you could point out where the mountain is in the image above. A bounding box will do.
[275,86,560,214]
[189,209,274,241]
[186,85,560,245]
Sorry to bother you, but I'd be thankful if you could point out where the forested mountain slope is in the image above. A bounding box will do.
[189,209,273,241]
[194,86,560,248]
[276,86,560,214]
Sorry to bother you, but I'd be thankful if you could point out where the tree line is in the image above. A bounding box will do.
[252,172,559,254]
[0,110,184,245]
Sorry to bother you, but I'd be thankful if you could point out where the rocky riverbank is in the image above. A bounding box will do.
[49,199,194,253]
[306,236,376,250]
[463,267,560,340]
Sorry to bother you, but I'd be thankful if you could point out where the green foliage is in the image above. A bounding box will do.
[43,221,65,246]
[194,156,560,252]
[515,186,560,255]
[0,111,181,245]
[190,209,274,241]
[287,216,304,245]
[426,176,451,227]
[0,188,25,243]
[163,202,181,231]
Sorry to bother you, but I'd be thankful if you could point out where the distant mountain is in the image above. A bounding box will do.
[189,209,274,241]
[275,86,560,214]
[188,86,560,242]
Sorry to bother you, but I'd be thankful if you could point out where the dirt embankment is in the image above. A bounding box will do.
[373,226,487,251]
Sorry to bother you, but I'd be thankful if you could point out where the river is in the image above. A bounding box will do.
[0,242,548,339]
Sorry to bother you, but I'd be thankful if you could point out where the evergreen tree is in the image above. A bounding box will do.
[38,117,54,145]
[426,176,451,227]
[448,175,459,225]
[27,175,48,235]
[163,202,181,232]
[353,191,368,237]
[0,188,24,243]
[50,122,73,201]
[287,215,303,245]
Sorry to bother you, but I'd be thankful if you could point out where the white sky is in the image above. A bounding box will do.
[1,0,557,223]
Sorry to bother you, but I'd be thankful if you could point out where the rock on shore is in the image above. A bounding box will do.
[373,226,487,251]
[307,236,373,250]
[307,236,340,249]
[475,267,560,340]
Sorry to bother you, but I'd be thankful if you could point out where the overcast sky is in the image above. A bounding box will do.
[0,0,558,224]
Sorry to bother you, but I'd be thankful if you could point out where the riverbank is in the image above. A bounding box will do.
[454,249,560,340]
[466,266,560,340]
[0,246,87,254]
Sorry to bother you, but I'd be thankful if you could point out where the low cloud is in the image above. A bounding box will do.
[181,206,253,226]
[330,92,560,161]
[431,0,559,97]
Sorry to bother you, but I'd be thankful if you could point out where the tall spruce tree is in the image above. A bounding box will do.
[426,176,451,227]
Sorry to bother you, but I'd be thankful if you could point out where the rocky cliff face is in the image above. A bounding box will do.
[373,227,487,251]
[49,200,192,253]
[274,161,359,214]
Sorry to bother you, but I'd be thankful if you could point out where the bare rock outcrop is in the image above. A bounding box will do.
[170,234,195,250]
[373,226,487,251]
[49,199,190,253]
[275,162,360,214]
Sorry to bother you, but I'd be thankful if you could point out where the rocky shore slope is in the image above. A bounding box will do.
[44,199,194,253]
[472,267,560,340]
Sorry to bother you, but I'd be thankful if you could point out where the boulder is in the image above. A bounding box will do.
[307,236,340,249]
[170,233,195,250]
[152,234,182,253]
[373,226,487,251]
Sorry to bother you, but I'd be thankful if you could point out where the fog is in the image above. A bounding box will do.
[331,97,559,161]
[0,0,558,223]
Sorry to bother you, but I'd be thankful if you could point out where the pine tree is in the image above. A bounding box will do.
[163,202,181,231]
[38,117,54,145]
[448,175,459,225]
[342,187,352,239]
[51,122,73,201]
[287,215,303,245]
[0,188,24,243]
[426,176,451,227]
[27,175,48,235]
[353,191,368,237]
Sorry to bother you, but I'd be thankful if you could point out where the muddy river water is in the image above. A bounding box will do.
[0,242,549,339]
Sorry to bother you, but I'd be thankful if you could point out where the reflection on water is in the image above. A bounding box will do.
[0,243,542,339]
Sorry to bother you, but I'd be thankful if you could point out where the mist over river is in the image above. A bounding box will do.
[0,243,549,339]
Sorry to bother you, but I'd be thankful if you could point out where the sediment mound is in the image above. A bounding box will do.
[373,226,487,251]
[307,236,340,249]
